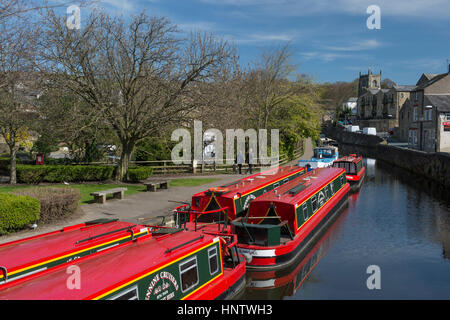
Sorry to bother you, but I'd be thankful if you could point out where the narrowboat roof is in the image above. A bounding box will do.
[0,220,147,279]
[0,230,218,300]
[192,166,305,199]
[248,167,346,206]
[334,154,362,163]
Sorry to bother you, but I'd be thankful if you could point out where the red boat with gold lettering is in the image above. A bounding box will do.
[230,167,349,270]
[0,219,245,300]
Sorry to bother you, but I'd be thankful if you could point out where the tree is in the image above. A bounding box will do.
[39,10,235,181]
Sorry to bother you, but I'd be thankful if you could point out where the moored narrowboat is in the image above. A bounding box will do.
[298,146,339,171]
[244,207,347,299]
[230,167,349,270]
[0,227,245,300]
[332,154,365,192]
[177,166,306,223]
[0,219,150,284]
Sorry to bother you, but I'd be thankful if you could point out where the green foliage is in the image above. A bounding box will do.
[269,93,321,159]
[31,134,59,158]
[134,138,175,161]
[0,193,40,234]
[16,165,115,184]
[127,166,154,182]
[14,187,81,223]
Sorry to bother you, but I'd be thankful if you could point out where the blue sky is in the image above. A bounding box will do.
[80,1,449,84]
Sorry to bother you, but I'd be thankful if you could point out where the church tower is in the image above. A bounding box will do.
[358,69,382,96]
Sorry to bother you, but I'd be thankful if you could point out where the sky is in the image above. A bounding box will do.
[69,0,449,85]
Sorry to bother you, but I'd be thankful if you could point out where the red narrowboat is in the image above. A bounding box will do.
[230,167,349,270]
[0,219,150,284]
[177,166,306,223]
[244,207,348,299]
[332,154,365,192]
[0,221,246,300]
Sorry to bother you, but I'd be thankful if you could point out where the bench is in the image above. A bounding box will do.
[144,181,169,192]
[90,188,127,204]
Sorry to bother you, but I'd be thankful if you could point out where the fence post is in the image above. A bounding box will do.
[192,160,197,175]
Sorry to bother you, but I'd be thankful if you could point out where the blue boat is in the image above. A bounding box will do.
[298,146,339,171]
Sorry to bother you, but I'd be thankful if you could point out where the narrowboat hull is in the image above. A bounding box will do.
[235,184,349,270]
[347,170,365,192]
[244,206,348,299]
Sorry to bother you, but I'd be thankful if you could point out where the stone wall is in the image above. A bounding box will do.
[324,126,450,189]
[354,119,398,133]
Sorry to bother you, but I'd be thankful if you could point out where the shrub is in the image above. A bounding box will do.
[127,166,153,182]
[16,165,115,184]
[14,187,81,223]
[0,194,41,234]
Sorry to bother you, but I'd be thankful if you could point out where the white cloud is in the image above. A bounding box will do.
[322,39,382,52]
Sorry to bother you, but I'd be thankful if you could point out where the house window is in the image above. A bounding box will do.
[208,247,219,275]
[179,257,199,293]
[446,113,450,121]
[108,286,139,300]
[413,107,418,121]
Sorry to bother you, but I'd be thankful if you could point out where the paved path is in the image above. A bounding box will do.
[0,140,314,244]
[0,173,244,244]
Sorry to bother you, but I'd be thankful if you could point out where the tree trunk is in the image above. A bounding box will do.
[116,142,134,182]
[9,146,17,185]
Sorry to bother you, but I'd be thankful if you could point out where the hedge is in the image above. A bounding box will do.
[127,166,154,182]
[14,187,81,223]
[16,165,115,184]
[0,193,41,234]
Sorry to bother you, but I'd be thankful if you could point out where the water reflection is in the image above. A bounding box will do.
[241,155,450,299]
[242,205,351,300]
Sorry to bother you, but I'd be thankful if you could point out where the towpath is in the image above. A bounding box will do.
[0,138,314,244]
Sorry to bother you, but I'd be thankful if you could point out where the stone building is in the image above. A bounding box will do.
[399,71,450,153]
[356,70,414,133]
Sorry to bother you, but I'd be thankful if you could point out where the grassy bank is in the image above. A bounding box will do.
[0,177,220,205]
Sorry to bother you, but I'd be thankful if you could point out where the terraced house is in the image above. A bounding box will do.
[399,70,450,153]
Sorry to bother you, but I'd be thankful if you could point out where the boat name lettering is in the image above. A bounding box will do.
[145,271,179,300]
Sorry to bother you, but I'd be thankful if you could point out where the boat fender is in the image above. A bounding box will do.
[241,252,253,264]
[219,237,229,256]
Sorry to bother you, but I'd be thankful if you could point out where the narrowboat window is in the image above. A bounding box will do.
[283,178,289,184]
[302,204,308,221]
[340,175,345,186]
[179,257,199,293]
[194,197,200,207]
[108,286,138,300]
[273,182,280,189]
[311,196,318,213]
[330,182,334,194]
[324,186,329,199]
[208,247,219,275]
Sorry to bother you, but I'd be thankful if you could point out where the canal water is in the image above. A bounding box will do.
[242,157,450,300]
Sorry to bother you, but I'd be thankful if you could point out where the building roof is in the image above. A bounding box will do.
[393,85,417,92]
[416,73,449,90]
[424,94,450,112]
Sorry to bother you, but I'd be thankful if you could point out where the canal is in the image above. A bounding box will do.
[242,157,450,300]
